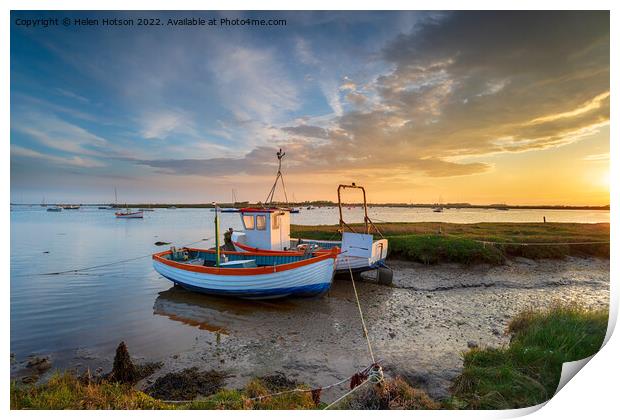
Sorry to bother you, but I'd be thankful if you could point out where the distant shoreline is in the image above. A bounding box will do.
[10,203,611,211]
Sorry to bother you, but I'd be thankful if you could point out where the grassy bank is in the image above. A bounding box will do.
[449,304,608,409]
[11,305,608,410]
[291,222,610,264]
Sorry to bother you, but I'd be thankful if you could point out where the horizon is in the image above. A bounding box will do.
[10,11,610,206]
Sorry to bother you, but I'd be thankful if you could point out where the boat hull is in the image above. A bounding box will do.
[152,249,337,299]
[115,211,144,218]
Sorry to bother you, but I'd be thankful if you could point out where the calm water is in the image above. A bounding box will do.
[10,206,609,368]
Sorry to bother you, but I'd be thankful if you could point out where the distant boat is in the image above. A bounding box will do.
[61,204,80,210]
[139,205,155,212]
[432,207,443,213]
[47,207,62,212]
[289,208,300,214]
[99,206,113,210]
[168,206,177,209]
[115,209,144,219]
[40,197,47,207]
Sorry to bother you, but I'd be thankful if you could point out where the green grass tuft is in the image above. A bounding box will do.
[450,304,608,409]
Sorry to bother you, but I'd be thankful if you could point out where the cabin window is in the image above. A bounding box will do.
[256,215,267,230]
[272,214,280,230]
[243,215,255,230]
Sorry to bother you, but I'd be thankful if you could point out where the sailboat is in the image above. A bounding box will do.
[114,190,143,218]
[40,197,47,207]
[432,195,444,212]
[220,189,240,213]
[139,204,156,212]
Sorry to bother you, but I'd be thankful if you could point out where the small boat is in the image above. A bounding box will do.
[47,206,62,212]
[139,207,156,212]
[289,208,300,214]
[99,205,114,210]
[168,206,177,209]
[152,246,338,299]
[61,204,80,210]
[432,207,443,213]
[115,209,144,218]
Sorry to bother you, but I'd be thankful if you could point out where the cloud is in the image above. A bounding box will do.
[12,112,109,157]
[209,46,300,122]
[125,11,609,181]
[583,153,609,162]
[281,125,330,139]
[11,145,105,168]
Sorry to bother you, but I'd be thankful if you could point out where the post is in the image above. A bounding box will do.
[214,203,221,267]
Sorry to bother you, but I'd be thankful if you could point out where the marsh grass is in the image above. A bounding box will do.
[291,222,609,264]
[10,372,171,409]
[449,304,608,409]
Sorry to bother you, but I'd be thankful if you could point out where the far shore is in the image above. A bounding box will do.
[10,202,611,211]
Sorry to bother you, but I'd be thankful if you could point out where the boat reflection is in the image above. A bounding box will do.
[153,286,300,333]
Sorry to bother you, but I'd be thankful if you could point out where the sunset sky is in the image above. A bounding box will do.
[10,11,609,205]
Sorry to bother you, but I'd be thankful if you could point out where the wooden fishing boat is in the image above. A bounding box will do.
[115,209,144,218]
[152,246,338,299]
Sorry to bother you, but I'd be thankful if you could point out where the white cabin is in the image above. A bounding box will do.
[232,208,291,251]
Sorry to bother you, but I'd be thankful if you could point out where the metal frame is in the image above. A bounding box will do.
[337,183,383,238]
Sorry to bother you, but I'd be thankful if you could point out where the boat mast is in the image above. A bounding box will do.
[264,149,288,206]
[214,202,221,267]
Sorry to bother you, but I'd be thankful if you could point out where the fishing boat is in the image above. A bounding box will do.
[229,150,390,279]
[47,206,62,212]
[152,246,338,299]
[152,206,338,299]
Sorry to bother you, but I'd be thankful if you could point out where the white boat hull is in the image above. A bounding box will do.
[153,252,336,299]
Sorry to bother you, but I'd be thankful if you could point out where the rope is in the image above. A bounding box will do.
[344,252,376,364]
[160,361,381,405]
[322,378,370,410]
[472,239,610,246]
[14,237,212,277]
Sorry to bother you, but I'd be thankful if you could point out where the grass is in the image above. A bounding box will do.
[10,372,172,409]
[449,304,609,409]
[291,222,610,264]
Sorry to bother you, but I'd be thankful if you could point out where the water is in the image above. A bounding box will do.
[10,205,609,370]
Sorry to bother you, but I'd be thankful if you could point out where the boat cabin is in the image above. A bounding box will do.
[235,208,291,251]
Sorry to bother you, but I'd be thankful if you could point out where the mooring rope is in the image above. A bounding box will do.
[323,378,371,410]
[160,361,381,405]
[13,237,212,277]
[343,252,377,364]
[472,239,610,246]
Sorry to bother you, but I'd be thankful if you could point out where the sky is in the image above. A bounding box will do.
[10,11,610,205]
